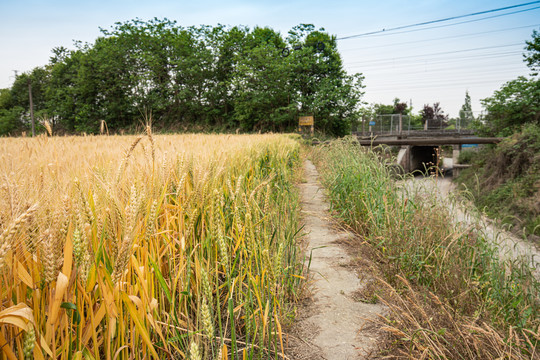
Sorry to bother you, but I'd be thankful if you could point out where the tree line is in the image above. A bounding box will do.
[478,29,539,136]
[0,19,365,136]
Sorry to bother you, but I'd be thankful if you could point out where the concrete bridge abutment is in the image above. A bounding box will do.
[452,144,461,165]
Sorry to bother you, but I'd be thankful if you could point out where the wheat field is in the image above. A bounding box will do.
[0,132,303,359]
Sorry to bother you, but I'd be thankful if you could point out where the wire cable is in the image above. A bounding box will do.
[337,1,540,40]
[367,79,522,92]
[364,70,529,86]
[355,6,540,39]
[345,43,523,66]
[339,23,540,52]
[364,63,526,77]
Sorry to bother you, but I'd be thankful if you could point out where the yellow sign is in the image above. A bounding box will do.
[299,116,314,126]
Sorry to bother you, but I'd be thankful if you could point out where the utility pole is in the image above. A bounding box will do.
[28,78,35,137]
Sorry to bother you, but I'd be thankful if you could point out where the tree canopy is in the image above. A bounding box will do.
[524,29,540,76]
[0,19,364,136]
[480,77,540,136]
[479,30,540,136]
[421,102,448,129]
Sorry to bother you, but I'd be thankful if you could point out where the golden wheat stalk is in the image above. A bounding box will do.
[39,116,52,136]
[115,136,143,183]
[0,203,38,271]
[100,120,109,135]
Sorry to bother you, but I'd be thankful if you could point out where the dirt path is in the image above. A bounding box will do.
[288,160,385,360]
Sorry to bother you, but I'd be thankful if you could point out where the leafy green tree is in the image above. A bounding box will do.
[479,30,540,136]
[10,68,49,115]
[480,77,540,136]
[0,107,25,135]
[458,91,474,128]
[0,89,13,110]
[233,27,296,131]
[372,103,394,115]
[421,103,448,129]
[524,29,540,76]
[0,89,24,135]
[46,47,84,132]
[3,68,50,134]
[202,25,246,128]
[95,18,186,128]
[1,19,364,135]
[284,24,364,135]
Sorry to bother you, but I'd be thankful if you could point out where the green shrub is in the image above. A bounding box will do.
[457,149,477,164]
[456,124,540,237]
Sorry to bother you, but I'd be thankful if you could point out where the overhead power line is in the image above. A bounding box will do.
[337,1,540,40]
[378,7,540,38]
[342,6,540,39]
[367,78,518,92]
[346,51,524,70]
[365,70,528,86]
[339,23,540,52]
[346,43,523,66]
[365,63,526,77]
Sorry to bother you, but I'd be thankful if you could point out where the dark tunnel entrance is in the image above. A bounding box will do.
[410,146,439,173]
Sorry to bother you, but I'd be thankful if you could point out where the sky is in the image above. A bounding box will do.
[1,0,538,118]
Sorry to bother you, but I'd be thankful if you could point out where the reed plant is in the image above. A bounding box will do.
[312,137,539,359]
[0,133,303,359]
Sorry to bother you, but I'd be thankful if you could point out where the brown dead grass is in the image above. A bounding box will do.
[373,275,539,360]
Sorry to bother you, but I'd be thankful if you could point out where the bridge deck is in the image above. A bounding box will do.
[357,137,502,146]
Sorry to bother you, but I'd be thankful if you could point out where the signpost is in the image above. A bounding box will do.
[369,121,375,133]
[298,116,314,137]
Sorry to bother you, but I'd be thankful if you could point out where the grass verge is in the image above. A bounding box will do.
[456,124,540,239]
[311,137,539,359]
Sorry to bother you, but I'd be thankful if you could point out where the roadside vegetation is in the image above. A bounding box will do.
[456,29,540,241]
[0,132,304,359]
[312,138,539,359]
[456,124,540,239]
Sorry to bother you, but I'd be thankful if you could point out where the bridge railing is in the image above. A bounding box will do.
[355,129,476,137]
[356,115,475,137]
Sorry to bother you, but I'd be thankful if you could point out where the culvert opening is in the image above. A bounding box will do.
[410,146,439,173]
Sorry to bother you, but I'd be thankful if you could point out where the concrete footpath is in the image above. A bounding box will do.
[288,160,385,360]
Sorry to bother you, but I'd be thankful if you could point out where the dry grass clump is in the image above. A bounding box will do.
[376,276,537,359]
[0,132,303,359]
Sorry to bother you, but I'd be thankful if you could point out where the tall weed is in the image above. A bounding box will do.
[312,137,539,359]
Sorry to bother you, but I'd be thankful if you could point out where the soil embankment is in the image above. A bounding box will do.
[411,175,539,277]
